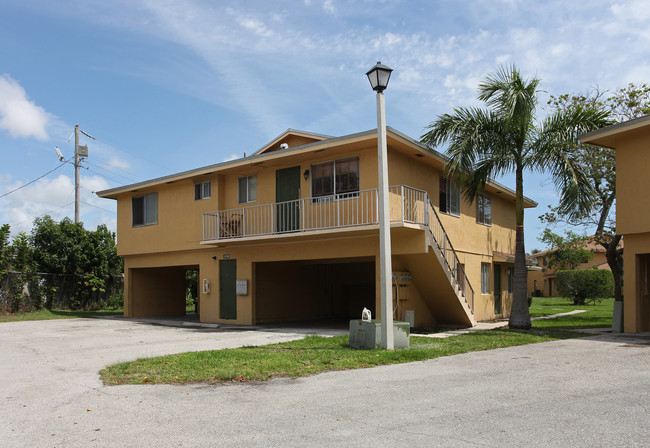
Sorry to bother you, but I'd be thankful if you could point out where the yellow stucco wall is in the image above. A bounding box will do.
[621,233,650,332]
[582,118,650,332]
[106,131,525,327]
[608,126,650,332]
[615,129,650,235]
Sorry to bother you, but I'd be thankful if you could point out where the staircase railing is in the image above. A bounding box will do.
[424,196,475,314]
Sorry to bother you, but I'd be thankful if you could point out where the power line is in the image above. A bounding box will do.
[84,166,134,186]
[0,160,70,199]
[10,201,75,227]
[80,200,116,215]
[92,136,176,173]
[84,160,142,183]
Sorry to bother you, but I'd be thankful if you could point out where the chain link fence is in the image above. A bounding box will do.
[0,271,123,313]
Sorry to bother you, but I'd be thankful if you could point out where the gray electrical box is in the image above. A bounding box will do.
[76,145,88,158]
[236,279,248,295]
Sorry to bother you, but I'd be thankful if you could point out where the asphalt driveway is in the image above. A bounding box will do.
[1,318,649,447]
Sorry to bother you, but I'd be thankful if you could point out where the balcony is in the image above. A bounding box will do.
[202,185,428,242]
[202,184,474,316]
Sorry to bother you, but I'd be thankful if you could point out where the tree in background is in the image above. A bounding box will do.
[538,229,594,270]
[542,83,650,303]
[0,224,10,274]
[421,65,611,329]
[30,216,123,309]
[0,217,123,312]
[556,269,614,305]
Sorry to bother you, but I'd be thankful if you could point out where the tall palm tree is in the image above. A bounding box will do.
[421,65,611,329]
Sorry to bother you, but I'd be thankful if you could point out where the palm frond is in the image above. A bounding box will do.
[478,64,540,127]
[528,106,613,218]
[422,107,515,201]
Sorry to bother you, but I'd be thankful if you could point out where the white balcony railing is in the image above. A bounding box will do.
[202,185,428,241]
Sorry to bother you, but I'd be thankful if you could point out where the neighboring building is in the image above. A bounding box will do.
[97,128,536,329]
[581,115,650,333]
[527,238,622,297]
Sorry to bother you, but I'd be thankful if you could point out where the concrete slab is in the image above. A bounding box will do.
[1,317,648,447]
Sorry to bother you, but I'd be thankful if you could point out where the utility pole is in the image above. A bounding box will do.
[74,124,80,223]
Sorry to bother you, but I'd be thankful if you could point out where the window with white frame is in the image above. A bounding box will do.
[439,176,460,216]
[194,181,211,200]
[132,192,158,227]
[238,175,257,204]
[481,262,490,294]
[311,157,359,199]
[477,193,492,225]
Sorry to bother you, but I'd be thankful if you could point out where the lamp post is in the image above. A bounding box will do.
[366,61,394,350]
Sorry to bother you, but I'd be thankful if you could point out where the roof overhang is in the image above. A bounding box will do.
[97,127,537,208]
[580,114,650,149]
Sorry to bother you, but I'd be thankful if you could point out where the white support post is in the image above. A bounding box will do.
[376,91,394,350]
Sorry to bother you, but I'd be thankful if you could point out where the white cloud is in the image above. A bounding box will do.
[611,0,650,23]
[0,74,50,140]
[322,0,335,14]
[82,175,111,196]
[0,173,115,234]
[11,174,75,205]
[107,157,132,170]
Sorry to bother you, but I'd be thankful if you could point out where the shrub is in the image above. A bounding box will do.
[556,269,614,305]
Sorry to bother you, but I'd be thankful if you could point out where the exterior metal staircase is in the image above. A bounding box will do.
[422,196,476,325]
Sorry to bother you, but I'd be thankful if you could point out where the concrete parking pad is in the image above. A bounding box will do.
[1,318,649,447]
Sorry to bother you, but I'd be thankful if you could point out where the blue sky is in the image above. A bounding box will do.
[1,0,649,251]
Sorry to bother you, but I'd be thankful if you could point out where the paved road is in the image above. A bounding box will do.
[1,318,649,447]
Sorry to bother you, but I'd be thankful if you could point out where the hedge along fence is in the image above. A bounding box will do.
[0,271,123,313]
[556,269,614,305]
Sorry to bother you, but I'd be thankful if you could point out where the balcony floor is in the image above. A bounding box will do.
[200,222,425,247]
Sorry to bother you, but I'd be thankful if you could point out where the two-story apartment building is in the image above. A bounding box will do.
[527,238,622,297]
[581,115,650,333]
[97,127,536,329]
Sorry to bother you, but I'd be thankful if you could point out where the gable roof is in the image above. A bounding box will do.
[252,129,332,156]
[96,126,537,208]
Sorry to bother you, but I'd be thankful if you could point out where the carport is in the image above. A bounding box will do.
[126,265,199,317]
[253,257,375,324]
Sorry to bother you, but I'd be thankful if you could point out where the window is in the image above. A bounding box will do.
[543,256,548,267]
[507,267,514,293]
[312,157,359,198]
[195,181,211,200]
[481,262,490,294]
[132,192,158,227]
[477,193,492,225]
[238,175,257,204]
[439,177,460,216]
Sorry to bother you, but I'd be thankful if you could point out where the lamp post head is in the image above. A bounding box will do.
[366,61,393,92]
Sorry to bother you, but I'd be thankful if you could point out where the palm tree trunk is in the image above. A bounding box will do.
[509,164,531,329]
[606,235,624,302]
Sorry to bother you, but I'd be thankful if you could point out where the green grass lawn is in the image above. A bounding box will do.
[530,296,613,329]
[0,309,123,322]
[101,296,611,386]
[101,329,581,386]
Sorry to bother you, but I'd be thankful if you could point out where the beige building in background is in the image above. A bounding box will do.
[581,115,650,333]
[527,238,621,297]
[98,128,536,329]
